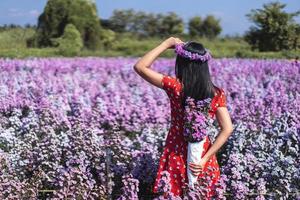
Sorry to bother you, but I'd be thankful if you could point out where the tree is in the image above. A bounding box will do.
[201,15,222,39]
[99,28,116,49]
[188,15,221,39]
[130,11,150,36]
[157,12,184,37]
[100,19,113,30]
[293,25,300,50]
[141,13,160,37]
[188,16,203,38]
[108,10,184,37]
[33,0,102,50]
[55,24,83,56]
[109,9,135,33]
[245,2,300,51]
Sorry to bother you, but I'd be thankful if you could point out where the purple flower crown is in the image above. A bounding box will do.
[174,42,212,62]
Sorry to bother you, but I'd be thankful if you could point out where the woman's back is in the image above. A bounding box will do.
[152,74,226,197]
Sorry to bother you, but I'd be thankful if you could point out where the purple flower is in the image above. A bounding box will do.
[174,42,212,62]
[183,97,213,142]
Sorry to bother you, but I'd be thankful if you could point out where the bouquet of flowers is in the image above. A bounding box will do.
[183,97,214,143]
[183,96,216,188]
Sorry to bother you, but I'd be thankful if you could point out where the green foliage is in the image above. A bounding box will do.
[55,24,83,56]
[99,28,116,49]
[1,27,299,59]
[108,9,184,37]
[109,34,159,56]
[108,9,135,33]
[34,0,102,50]
[188,16,203,38]
[0,27,35,49]
[0,48,58,58]
[235,49,300,59]
[245,2,300,51]
[158,12,184,36]
[202,15,222,39]
[26,33,39,48]
[102,33,249,58]
[188,15,222,38]
[141,13,161,37]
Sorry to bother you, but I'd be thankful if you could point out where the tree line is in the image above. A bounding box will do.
[100,9,221,39]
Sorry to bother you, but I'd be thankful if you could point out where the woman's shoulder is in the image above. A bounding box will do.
[213,86,225,96]
[161,75,182,96]
[162,75,181,88]
[164,75,179,82]
[212,85,227,107]
[161,75,184,99]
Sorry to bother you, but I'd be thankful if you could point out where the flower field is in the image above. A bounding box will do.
[0,57,299,199]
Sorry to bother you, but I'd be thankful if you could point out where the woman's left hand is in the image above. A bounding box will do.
[189,158,208,176]
[161,37,184,49]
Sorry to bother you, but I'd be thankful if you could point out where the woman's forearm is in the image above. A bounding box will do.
[134,42,168,69]
[202,130,232,162]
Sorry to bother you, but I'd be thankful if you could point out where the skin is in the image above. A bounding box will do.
[133,37,234,177]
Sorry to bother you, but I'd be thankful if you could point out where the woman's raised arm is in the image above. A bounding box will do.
[133,37,184,89]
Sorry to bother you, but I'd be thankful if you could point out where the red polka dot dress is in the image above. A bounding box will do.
[152,75,227,198]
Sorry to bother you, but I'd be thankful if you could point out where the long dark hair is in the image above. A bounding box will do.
[175,41,218,108]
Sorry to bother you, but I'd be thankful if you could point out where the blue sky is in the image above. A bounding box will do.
[0,0,299,36]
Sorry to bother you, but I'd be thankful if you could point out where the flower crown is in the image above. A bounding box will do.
[174,42,212,62]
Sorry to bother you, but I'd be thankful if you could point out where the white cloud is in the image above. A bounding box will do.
[8,8,24,17]
[8,8,40,17]
[29,10,40,17]
[8,8,19,13]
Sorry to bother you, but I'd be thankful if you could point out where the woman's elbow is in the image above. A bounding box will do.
[222,124,233,136]
[133,64,141,74]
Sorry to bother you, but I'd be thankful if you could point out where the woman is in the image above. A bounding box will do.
[133,37,233,198]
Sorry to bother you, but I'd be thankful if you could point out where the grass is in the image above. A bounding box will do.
[0,28,299,59]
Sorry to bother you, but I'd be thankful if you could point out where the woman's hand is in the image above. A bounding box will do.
[162,37,184,49]
[189,158,208,176]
